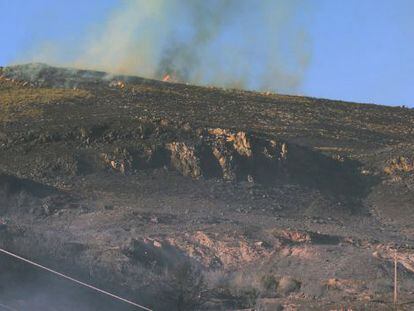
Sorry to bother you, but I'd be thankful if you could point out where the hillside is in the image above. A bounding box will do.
[1,63,414,310]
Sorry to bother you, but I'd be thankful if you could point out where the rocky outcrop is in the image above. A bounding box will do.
[100,149,132,175]
[166,142,202,178]
[165,231,274,269]
[97,123,290,182]
[166,128,289,182]
[2,114,367,199]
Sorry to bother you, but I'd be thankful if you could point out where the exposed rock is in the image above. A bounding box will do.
[100,150,132,175]
[211,144,237,181]
[373,244,414,274]
[166,231,274,269]
[208,128,252,157]
[166,142,202,178]
[131,126,292,182]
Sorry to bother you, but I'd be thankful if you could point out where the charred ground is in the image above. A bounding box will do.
[1,63,414,310]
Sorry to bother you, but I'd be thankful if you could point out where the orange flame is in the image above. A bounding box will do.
[162,74,171,82]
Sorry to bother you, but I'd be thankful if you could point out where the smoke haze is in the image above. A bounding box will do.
[27,0,313,93]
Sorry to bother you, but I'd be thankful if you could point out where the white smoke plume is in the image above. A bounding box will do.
[29,0,313,93]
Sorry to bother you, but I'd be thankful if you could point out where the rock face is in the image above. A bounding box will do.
[166,142,202,178]
[205,128,287,181]
[90,122,361,195]
[164,128,289,182]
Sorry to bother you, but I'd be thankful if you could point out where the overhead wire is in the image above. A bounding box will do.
[0,248,152,311]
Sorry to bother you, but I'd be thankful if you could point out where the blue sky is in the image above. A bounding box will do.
[0,0,413,107]
[303,0,414,107]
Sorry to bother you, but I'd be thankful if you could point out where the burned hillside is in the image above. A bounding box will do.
[1,63,414,310]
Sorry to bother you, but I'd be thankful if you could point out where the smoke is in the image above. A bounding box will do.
[29,0,313,93]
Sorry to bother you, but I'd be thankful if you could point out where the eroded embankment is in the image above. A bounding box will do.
[0,118,372,206]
